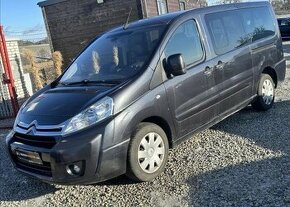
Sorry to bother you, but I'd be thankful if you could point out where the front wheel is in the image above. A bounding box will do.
[126,123,169,182]
[252,74,275,111]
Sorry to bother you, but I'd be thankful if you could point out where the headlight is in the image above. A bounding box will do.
[62,96,113,135]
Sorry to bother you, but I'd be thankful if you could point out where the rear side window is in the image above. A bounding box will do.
[205,6,276,55]
[164,20,203,67]
[241,7,275,42]
[205,11,244,54]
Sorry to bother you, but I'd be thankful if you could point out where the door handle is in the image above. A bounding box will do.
[215,60,224,70]
[204,66,213,76]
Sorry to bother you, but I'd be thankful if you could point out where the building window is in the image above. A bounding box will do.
[157,0,168,15]
[179,1,186,10]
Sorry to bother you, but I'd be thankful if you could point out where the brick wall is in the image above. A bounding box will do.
[5,40,31,99]
[167,1,180,12]
[0,39,33,117]
[41,0,207,68]
[146,1,159,17]
[145,0,207,17]
[42,0,142,67]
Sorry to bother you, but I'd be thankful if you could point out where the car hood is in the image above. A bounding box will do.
[18,85,117,125]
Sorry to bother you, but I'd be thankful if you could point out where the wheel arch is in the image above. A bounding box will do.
[141,116,174,148]
[262,67,278,88]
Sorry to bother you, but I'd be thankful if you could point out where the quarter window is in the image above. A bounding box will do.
[164,20,203,67]
[157,0,168,15]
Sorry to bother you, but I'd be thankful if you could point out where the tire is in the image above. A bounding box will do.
[126,122,169,182]
[252,74,275,111]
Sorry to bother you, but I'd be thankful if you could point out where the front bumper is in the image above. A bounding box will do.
[6,121,129,185]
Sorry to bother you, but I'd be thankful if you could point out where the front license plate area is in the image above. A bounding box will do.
[15,149,43,165]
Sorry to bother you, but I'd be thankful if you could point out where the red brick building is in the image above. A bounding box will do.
[38,0,207,67]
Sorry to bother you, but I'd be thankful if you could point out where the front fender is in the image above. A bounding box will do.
[102,84,176,149]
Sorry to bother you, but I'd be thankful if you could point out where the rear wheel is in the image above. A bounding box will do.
[126,123,169,182]
[252,74,275,111]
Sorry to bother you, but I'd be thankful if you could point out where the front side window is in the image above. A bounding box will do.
[157,0,168,15]
[60,25,166,84]
[164,20,203,67]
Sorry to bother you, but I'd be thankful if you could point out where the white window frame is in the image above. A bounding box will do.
[179,0,186,10]
[157,0,168,15]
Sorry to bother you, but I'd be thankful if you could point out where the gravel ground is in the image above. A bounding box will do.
[0,42,290,207]
[0,118,15,129]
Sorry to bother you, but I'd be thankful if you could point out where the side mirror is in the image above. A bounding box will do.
[167,54,186,76]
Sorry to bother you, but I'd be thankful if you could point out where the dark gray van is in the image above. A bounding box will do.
[6,2,286,184]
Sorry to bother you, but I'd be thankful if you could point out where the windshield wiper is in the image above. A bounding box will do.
[60,79,122,86]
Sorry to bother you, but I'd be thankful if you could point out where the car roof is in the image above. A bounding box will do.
[109,1,270,33]
[108,11,185,33]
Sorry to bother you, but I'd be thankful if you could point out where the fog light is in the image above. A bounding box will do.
[66,161,84,176]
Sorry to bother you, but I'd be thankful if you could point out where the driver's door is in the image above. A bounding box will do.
[163,19,218,138]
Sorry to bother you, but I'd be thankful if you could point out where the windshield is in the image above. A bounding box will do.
[60,25,166,84]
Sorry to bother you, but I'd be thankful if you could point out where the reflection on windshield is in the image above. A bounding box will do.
[60,25,166,84]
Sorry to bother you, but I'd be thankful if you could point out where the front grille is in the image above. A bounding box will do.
[13,133,57,149]
[15,158,52,177]
[9,132,56,177]
[17,124,62,132]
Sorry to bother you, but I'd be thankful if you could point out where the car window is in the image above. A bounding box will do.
[205,10,245,54]
[60,25,166,83]
[208,18,229,54]
[205,7,276,55]
[164,20,203,67]
[250,7,275,41]
[240,10,255,38]
[280,19,290,26]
